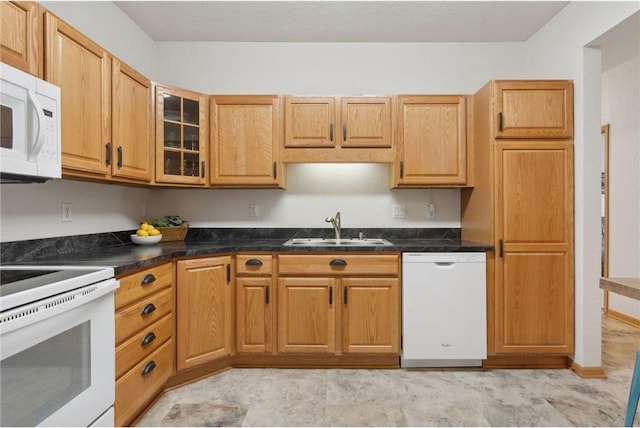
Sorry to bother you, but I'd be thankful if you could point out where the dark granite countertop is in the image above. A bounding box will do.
[2,228,493,277]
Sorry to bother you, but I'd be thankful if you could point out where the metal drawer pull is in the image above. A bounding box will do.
[105,142,111,166]
[141,303,156,316]
[141,332,156,346]
[329,123,334,141]
[265,285,270,304]
[141,274,156,285]
[329,286,333,305]
[343,124,347,141]
[245,259,263,267]
[344,287,348,305]
[141,360,156,376]
[330,259,347,267]
[498,112,503,131]
[117,146,123,168]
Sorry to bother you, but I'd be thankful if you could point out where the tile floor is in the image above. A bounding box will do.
[137,315,639,427]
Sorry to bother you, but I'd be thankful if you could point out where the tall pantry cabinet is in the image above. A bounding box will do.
[461,80,574,367]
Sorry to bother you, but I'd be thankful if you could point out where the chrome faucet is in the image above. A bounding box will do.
[325,211,341,241]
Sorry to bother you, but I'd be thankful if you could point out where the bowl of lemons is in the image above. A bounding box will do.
[131,222,163,245]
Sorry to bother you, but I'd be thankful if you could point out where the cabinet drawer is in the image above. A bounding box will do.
[236,254,273,276]
[115,339,173,427]
[278,254,399,276]
[115,287,173,344]
[116,263,172,310]
[116,314,173,379]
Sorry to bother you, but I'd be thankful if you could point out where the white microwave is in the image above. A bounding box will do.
[0,62,61,183]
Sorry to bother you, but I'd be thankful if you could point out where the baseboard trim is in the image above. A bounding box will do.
[606,309,640,328]
[482,355,570,369]
[569,360,607,379]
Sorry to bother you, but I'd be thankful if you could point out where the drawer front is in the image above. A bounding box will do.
[278,254,399,276]
[115,339,173,427]
[116,263,173,310]
[116,313,173,379]
[236,254,273,276]
[115,287,173,344]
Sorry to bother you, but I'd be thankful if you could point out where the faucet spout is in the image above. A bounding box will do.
[325,211,341,241]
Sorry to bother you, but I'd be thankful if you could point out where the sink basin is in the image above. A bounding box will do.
[283,238,393,246]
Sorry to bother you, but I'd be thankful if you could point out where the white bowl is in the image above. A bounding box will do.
[131,234,163,245]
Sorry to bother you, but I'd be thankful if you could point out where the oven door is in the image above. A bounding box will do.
[0,279,118,427]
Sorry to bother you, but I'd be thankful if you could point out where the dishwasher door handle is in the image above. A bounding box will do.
[435,262,455,267]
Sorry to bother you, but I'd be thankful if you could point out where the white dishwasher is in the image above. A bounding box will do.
[401,252,487,368]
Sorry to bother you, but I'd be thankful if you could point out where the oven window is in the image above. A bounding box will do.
[0,104,13,149]
[1,321,91,426]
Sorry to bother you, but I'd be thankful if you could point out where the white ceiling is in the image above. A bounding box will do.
[114,1,570,43]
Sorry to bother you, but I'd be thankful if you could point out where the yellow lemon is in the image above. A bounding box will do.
[137,229,149,236]
[148,229,160,236]
[140,223,150,231]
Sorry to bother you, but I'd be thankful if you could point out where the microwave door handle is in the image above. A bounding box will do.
[27,90,46,162]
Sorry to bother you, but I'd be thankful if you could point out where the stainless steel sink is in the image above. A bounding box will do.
[283,238,393,246]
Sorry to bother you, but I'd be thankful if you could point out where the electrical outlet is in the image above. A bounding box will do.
[62,203,72,222]
[249,204,259,217]
[392,205,406,219]
[427,202,436,219]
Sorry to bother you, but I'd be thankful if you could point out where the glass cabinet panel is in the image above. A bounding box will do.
[156,85,207,184]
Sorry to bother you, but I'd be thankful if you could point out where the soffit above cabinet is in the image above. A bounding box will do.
[114,1,569,43]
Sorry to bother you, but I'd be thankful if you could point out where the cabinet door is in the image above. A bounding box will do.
[284,97,336,148]
[494,81,573,139]
[277,277,336,353]
[236,277,273,353]
[0,1,40,76]
[155,85,208,185]
[176,256,233,370]
[45,12,111,176]
[394,96,466,186]
[342,277,399,354]
[494,142,574,354]
[340,97,391,148]
[211,95,282,186]
[112,58,152,182]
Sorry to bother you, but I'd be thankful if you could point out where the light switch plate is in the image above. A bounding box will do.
[392,205,406,219]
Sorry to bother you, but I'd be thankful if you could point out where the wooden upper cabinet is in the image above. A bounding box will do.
[0,1,41,76]
[493,80,573,139]
[210,95,283,187]
[283,96,394,163]
[284,97,335,148]
[45,11,111,177]
[155,85,208,185]
[340,97,392,148]
[393,95,467,187]
[112,58,152,181]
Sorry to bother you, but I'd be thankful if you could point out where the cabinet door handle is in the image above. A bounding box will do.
[399,161,404,179]
[329,123,334,141]
[141,332,156,346]
[141,274,156,285]
[343,124,347,141]
[245,259,263,267]
[226,264,231,283]
[201,161,206,178]
[141,303,156,316]
[105,142,111,166]
[141,360,156,376]
[330,259,347,267]
[265,285,270,305]
[344,286,348,305]
[273,161,277,179]
[329,286,333,305]
[499,239,504,258]
[498,112,503,131]
[117,146,123,168]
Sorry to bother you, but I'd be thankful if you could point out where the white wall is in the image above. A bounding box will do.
[602,54,640,319]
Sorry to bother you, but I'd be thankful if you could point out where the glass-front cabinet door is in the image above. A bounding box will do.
[155,85,207,184]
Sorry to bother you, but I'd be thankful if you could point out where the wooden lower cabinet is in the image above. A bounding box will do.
[114,263,174,427]
[278,277,337,353]
[176,256,234,370]
[277,254,400,356]
[342,277,399,354]
[236,277,274,353]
